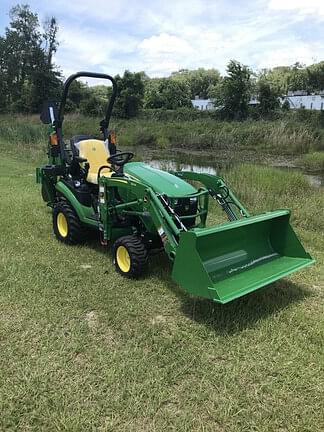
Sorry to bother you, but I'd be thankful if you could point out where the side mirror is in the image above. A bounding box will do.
[40,101,59,124]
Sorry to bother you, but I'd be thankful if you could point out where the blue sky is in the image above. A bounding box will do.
[1,0,323,80]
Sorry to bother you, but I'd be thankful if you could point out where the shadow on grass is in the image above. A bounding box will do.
[82,237,311,335]
[178,280,311,335]
[148,254,311,335]
[177,280,311,334]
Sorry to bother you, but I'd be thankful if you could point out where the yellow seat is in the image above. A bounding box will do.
[78,139,113,184]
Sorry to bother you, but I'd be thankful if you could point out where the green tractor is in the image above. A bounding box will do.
[37,72,314,304]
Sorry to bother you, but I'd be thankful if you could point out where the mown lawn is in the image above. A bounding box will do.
[0,154,323,431]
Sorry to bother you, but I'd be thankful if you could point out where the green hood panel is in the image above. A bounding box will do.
[124,162,197,197]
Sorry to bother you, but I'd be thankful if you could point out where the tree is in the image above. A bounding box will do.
[207,80,223,100]
[144,78,191,109]
[113,71,145,118]
[287,62,308,92]
[257,79,281,116]
[0,4,61,113]
[79,94,105,117]
[67,80,90,108]
[216,60,252,119]
[171,68,221,99]
[43,17,58,66]
[261,61,324,95]
[306,61,324,92]
[261,66,291,95]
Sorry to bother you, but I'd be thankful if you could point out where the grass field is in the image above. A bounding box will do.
[0,143,323,430]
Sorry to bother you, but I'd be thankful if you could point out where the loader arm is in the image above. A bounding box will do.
[170,171,250,220]
[98,176,184,257]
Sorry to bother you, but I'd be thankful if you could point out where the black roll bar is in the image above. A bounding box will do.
[57,71,117,136]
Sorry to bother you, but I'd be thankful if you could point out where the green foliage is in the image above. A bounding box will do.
[65,81,90,112]
[0,4,61,113]
[259,66,290,95]
[138,108,221,121]
[262,61,324,94]
[171,68,221,99]
[143,68,220,110]
[257,80,281,116]
[79,95,106,117]
[113,70,145,118]
[287,62,309,91]
[307,61,324,92]
[144,78,192,109]
[207,81,222,100]
[2,112,324,163]
[156,135,170,149]
[300,151,324,171]
[217,60,252,120]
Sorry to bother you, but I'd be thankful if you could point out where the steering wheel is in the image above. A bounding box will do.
[108,152,134,167]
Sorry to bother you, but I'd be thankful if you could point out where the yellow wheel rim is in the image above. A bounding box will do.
[57,212,68,238]
[116,246,131,273]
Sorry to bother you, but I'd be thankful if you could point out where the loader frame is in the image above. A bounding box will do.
[96,172,250,257]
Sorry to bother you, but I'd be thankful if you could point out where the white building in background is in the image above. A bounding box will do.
[249,96,260,106]
[191,97,215,110]
[282,91,324,110]
[191,97,259,110]
[191,92,324,111]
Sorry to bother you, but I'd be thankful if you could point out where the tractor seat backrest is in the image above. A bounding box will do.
[70,135,96,146]
[76,139,112,184]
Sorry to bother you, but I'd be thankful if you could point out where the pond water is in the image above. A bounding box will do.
[136,149,324,189]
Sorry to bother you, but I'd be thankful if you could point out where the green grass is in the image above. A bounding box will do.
[299,151,324,171]
[0,150,323,431]
[1,113,324,160]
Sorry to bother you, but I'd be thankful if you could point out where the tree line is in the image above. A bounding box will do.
[1,4,324,120]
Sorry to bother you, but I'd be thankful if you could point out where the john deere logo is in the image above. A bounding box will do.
[92,147,96,151]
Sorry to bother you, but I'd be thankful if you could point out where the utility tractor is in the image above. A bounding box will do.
[36,72,314,304]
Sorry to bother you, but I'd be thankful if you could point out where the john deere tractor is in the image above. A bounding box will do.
[36,72,314,304]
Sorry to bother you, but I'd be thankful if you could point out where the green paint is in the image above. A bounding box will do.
[172,210,314,303]
[124,162,197,197]
[55,181,98,227]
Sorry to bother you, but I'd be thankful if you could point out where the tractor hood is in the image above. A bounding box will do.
[124,162,197,197]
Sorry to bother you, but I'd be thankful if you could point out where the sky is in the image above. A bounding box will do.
[0,0,324,81]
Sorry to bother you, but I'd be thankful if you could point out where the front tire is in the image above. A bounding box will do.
[52,201,85,245]
[113,235,148,278]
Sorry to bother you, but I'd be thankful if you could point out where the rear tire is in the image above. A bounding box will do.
[113,235,148,278]
[53,201,85,245]
[41,183,49,202]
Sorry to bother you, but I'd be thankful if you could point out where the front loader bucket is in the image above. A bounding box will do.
[172,210,314,303]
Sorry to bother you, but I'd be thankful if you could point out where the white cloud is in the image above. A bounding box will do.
[139,33,193,56]
[137,33,193,75]
[28,0,324,78]
[256,43,316,69]
[268,0,324,18]
[56,26,138,79]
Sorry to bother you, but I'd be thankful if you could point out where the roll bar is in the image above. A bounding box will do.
[57,71,117,137]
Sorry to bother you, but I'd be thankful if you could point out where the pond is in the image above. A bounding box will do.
[135,148,324,189]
